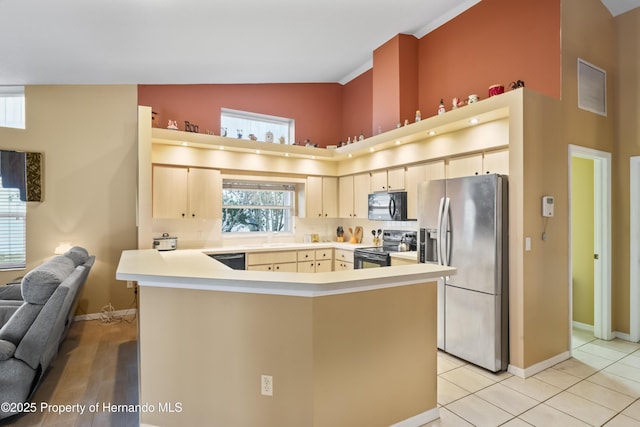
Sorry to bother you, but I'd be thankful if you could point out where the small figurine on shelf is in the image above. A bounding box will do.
[359,133,364,141]
[248,134,258,141]
[236,129,243,139]
[415,110,421,122]
[221,127,227,137]
[278,136,286,144]
[265,131,274,143]
[167,120,178,130]
[438,99,446,115]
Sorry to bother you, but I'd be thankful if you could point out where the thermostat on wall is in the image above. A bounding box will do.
[542,196,554,217]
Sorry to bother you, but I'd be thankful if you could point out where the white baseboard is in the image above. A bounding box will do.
[572,320,594,332]
[390,407,440,427]
[73,308,137,322]
[615,331,634,341]
[508,351,571,378]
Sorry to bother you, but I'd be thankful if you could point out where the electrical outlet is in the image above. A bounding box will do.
[261,375,273,396]
[127,281,134,289]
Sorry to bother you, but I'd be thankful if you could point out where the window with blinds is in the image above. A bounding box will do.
[0,177,26,269]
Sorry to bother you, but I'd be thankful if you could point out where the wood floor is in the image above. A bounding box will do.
[1,318,139,427]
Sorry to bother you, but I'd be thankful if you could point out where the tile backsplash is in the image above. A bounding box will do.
[151,217,418,249]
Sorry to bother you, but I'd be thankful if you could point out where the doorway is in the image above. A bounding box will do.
[568,145,612,345]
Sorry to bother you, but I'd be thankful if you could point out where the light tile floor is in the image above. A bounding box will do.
[426,329,640,426]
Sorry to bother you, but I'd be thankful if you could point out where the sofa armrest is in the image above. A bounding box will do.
[0,339,16,360]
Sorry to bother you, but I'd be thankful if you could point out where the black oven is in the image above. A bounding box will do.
[354,246,390,269]
[354,230,417,269]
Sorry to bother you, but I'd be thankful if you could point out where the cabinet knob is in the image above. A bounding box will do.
[181,213,185,218]
[192,213,195,218]
[268,266,272,270]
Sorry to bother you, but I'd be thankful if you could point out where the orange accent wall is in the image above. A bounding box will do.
[418,0,560,117]
[372,34,419,133]
[138,83,343,147]
[342,69,373,140]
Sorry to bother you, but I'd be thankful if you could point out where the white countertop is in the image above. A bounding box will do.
[198,241,368,254]
[116,249,455,297]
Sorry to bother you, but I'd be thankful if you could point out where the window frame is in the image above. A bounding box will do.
[220,108,295,145]
[221,177,298,236]
[0,86,26,130]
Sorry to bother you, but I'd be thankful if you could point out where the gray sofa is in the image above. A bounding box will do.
[0,247,94,420]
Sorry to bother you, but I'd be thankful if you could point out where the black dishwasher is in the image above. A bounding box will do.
[208,253,246,270]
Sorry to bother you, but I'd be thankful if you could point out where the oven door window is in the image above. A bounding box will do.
[354,252,389,269]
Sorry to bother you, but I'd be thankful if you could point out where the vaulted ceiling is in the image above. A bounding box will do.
[0,0,637,86]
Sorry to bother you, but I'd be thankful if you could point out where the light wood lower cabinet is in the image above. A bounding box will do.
[249,248,339,272]
[334,248,354,270]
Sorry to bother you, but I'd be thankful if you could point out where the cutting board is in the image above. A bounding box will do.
[354,226,363,243]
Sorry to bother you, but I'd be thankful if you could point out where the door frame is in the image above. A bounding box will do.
[568,145,612,341]
[630,157,640,342]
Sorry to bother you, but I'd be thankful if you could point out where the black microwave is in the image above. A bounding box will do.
[368,191,408,221]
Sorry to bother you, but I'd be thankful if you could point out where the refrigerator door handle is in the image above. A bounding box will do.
[437,197,445,266]
[443,197,452,267]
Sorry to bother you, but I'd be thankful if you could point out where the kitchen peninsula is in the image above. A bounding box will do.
[116,249,455,427]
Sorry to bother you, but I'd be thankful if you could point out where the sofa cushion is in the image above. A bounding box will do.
[21,256,75,305]
[0,284,22,301]
[64,246,89,267]
[0,340,16,360]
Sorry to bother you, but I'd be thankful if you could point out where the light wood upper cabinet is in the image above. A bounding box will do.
[483,149,509,175]
[387,167,405,191]
[153,165,221,219]
[446,150,509,178]
[425,160,446,181]
[339,173,370,219]
[446,153,484,179]
[306,176,338,218]
[405,164,427,220]
[370,168,405,192]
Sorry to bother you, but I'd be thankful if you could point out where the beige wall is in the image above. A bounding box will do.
[571,157,595,325]
[0,86,138,314]
[613,7,640,333]
[138,283,437,427]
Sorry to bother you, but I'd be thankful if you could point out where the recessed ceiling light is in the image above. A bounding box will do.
[395,140,401,145]
[348,154,353,158]
[181,141,188,146]
[470,118,479,124]
[369,148,375,152]
[285,153,289,157]
[256,150,261,154]
[311,156,316,159]
[428,131,436,136]
[219,146,225,150]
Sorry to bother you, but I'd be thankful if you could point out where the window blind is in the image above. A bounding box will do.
[0,177,26,269]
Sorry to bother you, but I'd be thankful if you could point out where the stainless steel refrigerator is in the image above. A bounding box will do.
[418,174,508,372]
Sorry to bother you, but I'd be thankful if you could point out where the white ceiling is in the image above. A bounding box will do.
[0,0,638,87]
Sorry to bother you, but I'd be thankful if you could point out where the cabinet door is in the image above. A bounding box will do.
[297,261,316,273]
[483,149,509,175]
[334,261,353,271]
[247,264,273,272]
[306,176,324,218]
[338,176,355,218]
[153,166,188,219]
[315,259,333,273]
[334,249,353,264]
[353,173,371,219]
[405,164,426,220]
[188,168,221,219]
[387,167,405,191]
[446,154,483,178]
[273,262,297,273]
[370,171,388,192]
[322,177,338,218]
[425,160,446,181]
